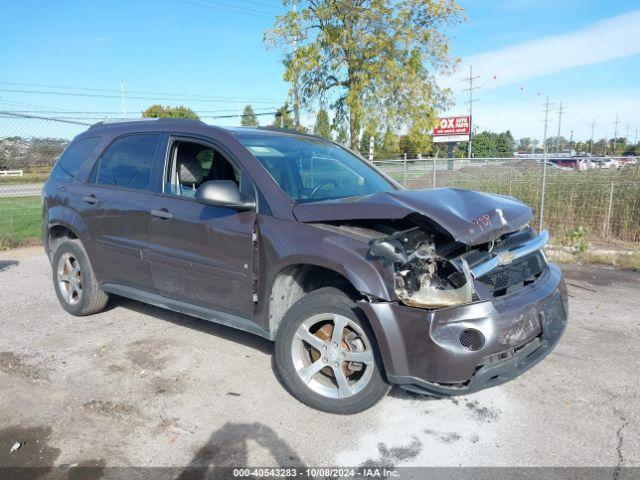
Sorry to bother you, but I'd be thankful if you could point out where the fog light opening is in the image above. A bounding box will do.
[459,329,485,351]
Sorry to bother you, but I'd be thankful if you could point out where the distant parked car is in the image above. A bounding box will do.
[599,158,620,169]
[619,158,637,167]
[543,161,571,171]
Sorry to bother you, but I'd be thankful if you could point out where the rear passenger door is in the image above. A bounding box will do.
[80,133,163,290]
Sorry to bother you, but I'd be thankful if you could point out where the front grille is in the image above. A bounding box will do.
[497,228,535,251]
[477,251,546,294]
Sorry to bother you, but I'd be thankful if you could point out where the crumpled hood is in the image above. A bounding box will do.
[293,188,533,246]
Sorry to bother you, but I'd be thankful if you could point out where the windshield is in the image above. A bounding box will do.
[236,133,396,203]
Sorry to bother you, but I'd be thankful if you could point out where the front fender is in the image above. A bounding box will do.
[254,216,396,330]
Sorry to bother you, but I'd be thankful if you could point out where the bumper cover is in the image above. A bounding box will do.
[359,263,568,396]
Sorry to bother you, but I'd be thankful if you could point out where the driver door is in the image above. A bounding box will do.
[146,137,255,319]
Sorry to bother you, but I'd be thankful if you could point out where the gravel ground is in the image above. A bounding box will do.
[0,247,638,471]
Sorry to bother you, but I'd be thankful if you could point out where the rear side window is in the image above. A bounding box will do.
[95,134,160,191]
[50,137,100,181]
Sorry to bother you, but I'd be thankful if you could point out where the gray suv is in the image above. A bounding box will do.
[42,118,568,414]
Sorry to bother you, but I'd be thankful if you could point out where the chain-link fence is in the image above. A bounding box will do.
[1,111,639,249]
[0,112,89,248]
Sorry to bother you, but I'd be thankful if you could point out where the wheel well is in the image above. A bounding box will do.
[47,225,77,255]
[268,264,361,334]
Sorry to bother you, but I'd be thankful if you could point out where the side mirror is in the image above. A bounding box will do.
[195,180,255,211]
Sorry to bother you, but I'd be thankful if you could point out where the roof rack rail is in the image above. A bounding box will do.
[256,126,315,137]
[89,118,159,129]
[88,117,204,129]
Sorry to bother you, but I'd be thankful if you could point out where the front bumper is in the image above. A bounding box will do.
[359,263,568,396]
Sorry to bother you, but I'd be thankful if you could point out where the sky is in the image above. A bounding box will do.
[0,0,639,142]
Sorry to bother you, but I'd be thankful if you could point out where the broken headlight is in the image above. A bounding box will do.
[370,228,474,309]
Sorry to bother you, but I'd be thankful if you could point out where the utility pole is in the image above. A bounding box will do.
[635,126,638,146]
[589,119,598,157]
[555,101,564,155]
[626,122,630,144]
[613,114,620,154]
[539,97,551,232]
[120,80,127,118]
[463,65,480,159]
[569,130,574,156]
[291,0,300,129]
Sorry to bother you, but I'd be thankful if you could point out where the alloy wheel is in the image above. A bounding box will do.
[291,313,375,399]
[57,252,83,305]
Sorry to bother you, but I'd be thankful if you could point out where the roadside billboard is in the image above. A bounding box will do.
[432,116,471,143]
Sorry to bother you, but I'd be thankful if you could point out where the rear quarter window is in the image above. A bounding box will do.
[50,136,100,181]
[94,134,160,191]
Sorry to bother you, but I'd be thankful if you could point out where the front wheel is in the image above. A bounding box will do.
[274,287,390,414]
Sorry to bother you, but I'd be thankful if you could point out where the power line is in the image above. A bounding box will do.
[0,88,283,105]
[0,81,283,103]
[0,110,282,122]
[0,107,279,115]
[171,0,275,19]
[0,110,92,126]
[463,66,595,131]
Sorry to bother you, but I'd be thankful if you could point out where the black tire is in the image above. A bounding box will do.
[274,287,390,414]
[51,237,109,316]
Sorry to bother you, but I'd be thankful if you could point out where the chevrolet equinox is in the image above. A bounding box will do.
[42,118,568,414]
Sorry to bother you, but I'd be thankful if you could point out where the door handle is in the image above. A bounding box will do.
[83,194,97,205]
[150,208,172,220]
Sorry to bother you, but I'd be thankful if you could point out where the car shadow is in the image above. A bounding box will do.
[106,295,274,356]
[387,387,441,402]
[103,296,443,405]
[0,260,19,273]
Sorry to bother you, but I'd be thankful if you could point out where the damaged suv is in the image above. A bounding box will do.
[42,119,568,414]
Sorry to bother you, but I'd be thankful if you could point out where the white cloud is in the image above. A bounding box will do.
[456,9,640,88]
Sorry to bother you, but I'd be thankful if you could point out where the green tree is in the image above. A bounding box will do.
[313,109,333,139]
[142,104,199,120]
[272,103,294,129]
[496,130,515,157]
[359,124,379,158]
[398,125,432,158]
[241,105,259,127]
[517,137,533,152]
[472,131,498,158]
[267,1,462,152]
[381,128,400,157]
[334,124,349,146]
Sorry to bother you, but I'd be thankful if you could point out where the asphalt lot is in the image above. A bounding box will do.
[0,247,639,470]
[0,183,43,198]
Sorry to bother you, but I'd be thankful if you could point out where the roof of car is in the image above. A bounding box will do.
[86,119,322,141]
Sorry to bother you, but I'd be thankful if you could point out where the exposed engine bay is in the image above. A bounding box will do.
[314,215,546,310]
[368,226,475,308]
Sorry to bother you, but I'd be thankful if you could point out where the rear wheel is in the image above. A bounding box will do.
[51,238,109,316]
[275,287,389,414]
